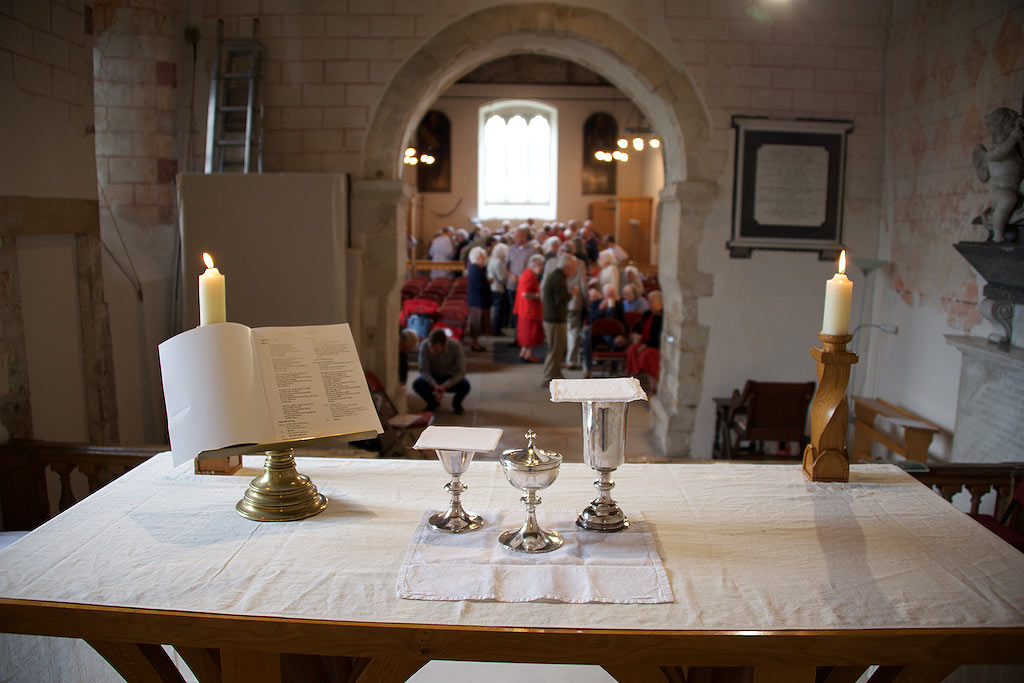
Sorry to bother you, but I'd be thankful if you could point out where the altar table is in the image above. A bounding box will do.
[0,454,1022,683]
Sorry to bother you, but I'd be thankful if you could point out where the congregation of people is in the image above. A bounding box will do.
[405,218,663,413]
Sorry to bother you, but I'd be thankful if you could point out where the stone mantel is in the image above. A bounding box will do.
[946,335,1024,370]
[946,335,1024,463]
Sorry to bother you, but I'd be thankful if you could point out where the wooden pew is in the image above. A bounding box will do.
[851,396,943,463]
[0,440,165,531]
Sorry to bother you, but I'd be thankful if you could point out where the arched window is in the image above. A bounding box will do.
[416,110,451,193]
[478,99,557,220]
[583,112,618,195]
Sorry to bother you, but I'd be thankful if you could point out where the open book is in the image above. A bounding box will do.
[159,323,383,466]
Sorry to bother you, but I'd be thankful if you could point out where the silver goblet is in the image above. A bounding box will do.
[499,429,563,553]
[429,448,484,533]
[577,401,630,532]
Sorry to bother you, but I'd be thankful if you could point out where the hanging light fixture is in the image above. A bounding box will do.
[616,110,660,157]
[402,146,435,165]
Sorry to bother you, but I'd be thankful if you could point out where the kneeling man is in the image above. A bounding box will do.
[413,328,470,414]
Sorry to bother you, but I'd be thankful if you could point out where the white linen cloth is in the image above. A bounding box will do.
[0,455,1022,633]
[549,377,647,402]
[397,509,672,603]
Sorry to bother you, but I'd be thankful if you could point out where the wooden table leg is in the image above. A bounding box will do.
[601,664,682,682]
[221,649,281,683]
[870,664,959,682]
[350,657,428,683]
[818,665,870,683]
[752,664,816,682]
[86,640,186,683]
[174,646,221,683]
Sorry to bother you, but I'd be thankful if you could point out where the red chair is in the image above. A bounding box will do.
[589,318,627,376]
[431,321,464,340]
[400,298,439,327]
[364,370,433,458]
[970,480,1024,553]
[624,311,643,333]
[417,290,444,304]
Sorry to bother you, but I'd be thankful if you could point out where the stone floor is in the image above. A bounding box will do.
[398,332,660,463]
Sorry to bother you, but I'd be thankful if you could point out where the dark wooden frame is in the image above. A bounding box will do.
[728,117,853,259]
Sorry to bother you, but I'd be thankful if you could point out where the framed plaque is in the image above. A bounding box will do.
[728,117,853,258]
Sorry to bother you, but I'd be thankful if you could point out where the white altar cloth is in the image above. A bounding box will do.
[0,455,1023,633]
[396,509,673,603]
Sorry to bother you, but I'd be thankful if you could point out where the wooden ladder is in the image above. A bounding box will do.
[204,18,263,173]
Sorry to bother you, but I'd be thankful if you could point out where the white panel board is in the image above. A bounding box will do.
[16,234,89,441]
[178,173,349,330]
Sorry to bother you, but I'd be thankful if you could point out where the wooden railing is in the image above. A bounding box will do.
[0,440,166,531]
[908,462,1023,526]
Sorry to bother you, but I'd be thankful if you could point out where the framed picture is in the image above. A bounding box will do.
[728,117,853,258]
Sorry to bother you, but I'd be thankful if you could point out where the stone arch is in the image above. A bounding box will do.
[354,2,716,456]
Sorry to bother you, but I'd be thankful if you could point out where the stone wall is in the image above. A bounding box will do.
[0,0,116,444]
[865,1,1024,449]
[92,0,189,443]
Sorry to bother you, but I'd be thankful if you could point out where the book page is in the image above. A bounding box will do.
[158,323,274,466]
[252,324,383,441]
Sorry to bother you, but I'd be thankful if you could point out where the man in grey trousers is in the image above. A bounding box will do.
[541,252,578,385]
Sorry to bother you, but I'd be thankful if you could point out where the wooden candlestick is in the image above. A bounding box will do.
[802,333,858,482]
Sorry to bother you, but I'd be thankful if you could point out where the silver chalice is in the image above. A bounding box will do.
[577,401,630,532]
[429,448,484,533]
[499,429,563,553]
[413,426,503,534]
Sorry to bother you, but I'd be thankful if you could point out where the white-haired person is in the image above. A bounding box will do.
[563,247,587,370]
[540,235,563,282]
[582,283,626,377]
[541,252,578,384]
[427,227,455,279]
[596,250,621,296]
[466,246,491,352]
[623,265,644,291]
[621,283,650,314]
[487,242,510,335]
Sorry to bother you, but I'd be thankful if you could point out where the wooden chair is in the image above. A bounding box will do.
[723,381,815,459]
[364,370,433,458]
[589,318,627,376]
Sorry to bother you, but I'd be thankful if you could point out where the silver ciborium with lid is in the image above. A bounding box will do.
[498,429,564,553]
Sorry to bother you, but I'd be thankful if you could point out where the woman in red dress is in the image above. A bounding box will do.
[514,254,545,362]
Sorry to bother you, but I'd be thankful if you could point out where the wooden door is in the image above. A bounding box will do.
[588,199,616,239]
[615,196,652,263]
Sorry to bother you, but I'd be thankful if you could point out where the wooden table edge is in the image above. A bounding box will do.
[1,598,1022,668]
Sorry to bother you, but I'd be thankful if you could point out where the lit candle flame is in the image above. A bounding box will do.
[838,250,846,275]
[203,252,214,269]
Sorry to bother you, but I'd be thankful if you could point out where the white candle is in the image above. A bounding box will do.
[198,252,226,326]
[821,250,852,335]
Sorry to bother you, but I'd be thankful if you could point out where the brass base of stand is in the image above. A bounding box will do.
[802,444,850,483]
[236,448,328,522]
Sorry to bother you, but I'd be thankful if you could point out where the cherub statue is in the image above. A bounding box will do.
[972,107,1024,242]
